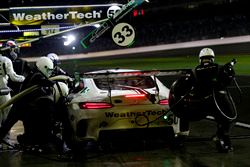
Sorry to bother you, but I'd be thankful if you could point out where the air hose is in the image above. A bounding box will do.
[0,75,70,111]
[135,74,242,126]
[232,77,243,105]
[134,87,194,127]
[212,77,241,121]
[0,85,39,111]
[212,88,238,121]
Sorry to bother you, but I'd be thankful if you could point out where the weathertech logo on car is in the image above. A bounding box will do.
[12,11,102,21]
[105,110,166,118]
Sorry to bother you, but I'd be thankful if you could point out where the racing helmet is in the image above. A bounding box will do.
[1,39,20,61]
[199,48,215,63]
[53,81,69,103]
[47,53,60,66]
[35,56,54,78]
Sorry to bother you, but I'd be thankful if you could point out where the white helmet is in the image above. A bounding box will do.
[47,53,60,66]
[36,56,54,78]
[199,48,215,63]
[53,82,69,103]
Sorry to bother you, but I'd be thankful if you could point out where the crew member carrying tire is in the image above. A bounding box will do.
[169,48,238,153]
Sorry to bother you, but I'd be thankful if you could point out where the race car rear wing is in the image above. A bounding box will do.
[76,69,192,105]
[78,69,192,79]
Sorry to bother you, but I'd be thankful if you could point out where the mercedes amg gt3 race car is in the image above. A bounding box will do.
[67,69,181,144]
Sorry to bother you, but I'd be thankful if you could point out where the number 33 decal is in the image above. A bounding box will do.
[112,23,135,46]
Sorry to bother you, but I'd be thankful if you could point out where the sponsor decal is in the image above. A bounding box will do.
[80,0,145,48]
[105,110,166,118]
[105,110,177,126]
[80,87,90,94]
[107,5,121,18]
[112,22,135,46]
[41,25,60,35]
[9,5,122,25]
[12,11,102,21]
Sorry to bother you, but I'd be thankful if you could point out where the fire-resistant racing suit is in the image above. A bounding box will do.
[169,59,237,152]
[0,54,25,148]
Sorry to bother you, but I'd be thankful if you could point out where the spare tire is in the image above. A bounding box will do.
[168,74,208,121]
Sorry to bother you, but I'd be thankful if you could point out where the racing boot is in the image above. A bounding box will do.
[212,135,233,153]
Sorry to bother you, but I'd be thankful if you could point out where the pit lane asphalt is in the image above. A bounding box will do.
[1,119,250,167]
[1,75,250,167]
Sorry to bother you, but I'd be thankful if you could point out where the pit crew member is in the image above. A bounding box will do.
[169,48,237,153]
[2,39,31,96]
[47,53,68,76]
[0,57,55,150]
[0,41,25,148]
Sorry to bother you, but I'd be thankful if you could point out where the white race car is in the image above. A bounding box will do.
[67,69,180,144]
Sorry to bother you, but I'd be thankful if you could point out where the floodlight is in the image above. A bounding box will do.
[63,34,76,46]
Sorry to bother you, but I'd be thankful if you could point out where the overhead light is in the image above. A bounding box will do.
[63,34,75,46]
[93,24,100,28]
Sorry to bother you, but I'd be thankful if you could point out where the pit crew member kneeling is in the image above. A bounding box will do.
[0,57,70,153]
[169,48,238,153]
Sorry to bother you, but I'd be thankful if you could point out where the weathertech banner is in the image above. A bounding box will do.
[9,4,122,25]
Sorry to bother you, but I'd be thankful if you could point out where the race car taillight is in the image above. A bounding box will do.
[159,99,169,105]
[125,94,146,98]
[79,102,113,109]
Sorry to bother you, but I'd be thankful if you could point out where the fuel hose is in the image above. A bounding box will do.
[0,75,70,111]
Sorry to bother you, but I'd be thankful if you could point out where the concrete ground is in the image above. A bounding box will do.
[1,119,250,167]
